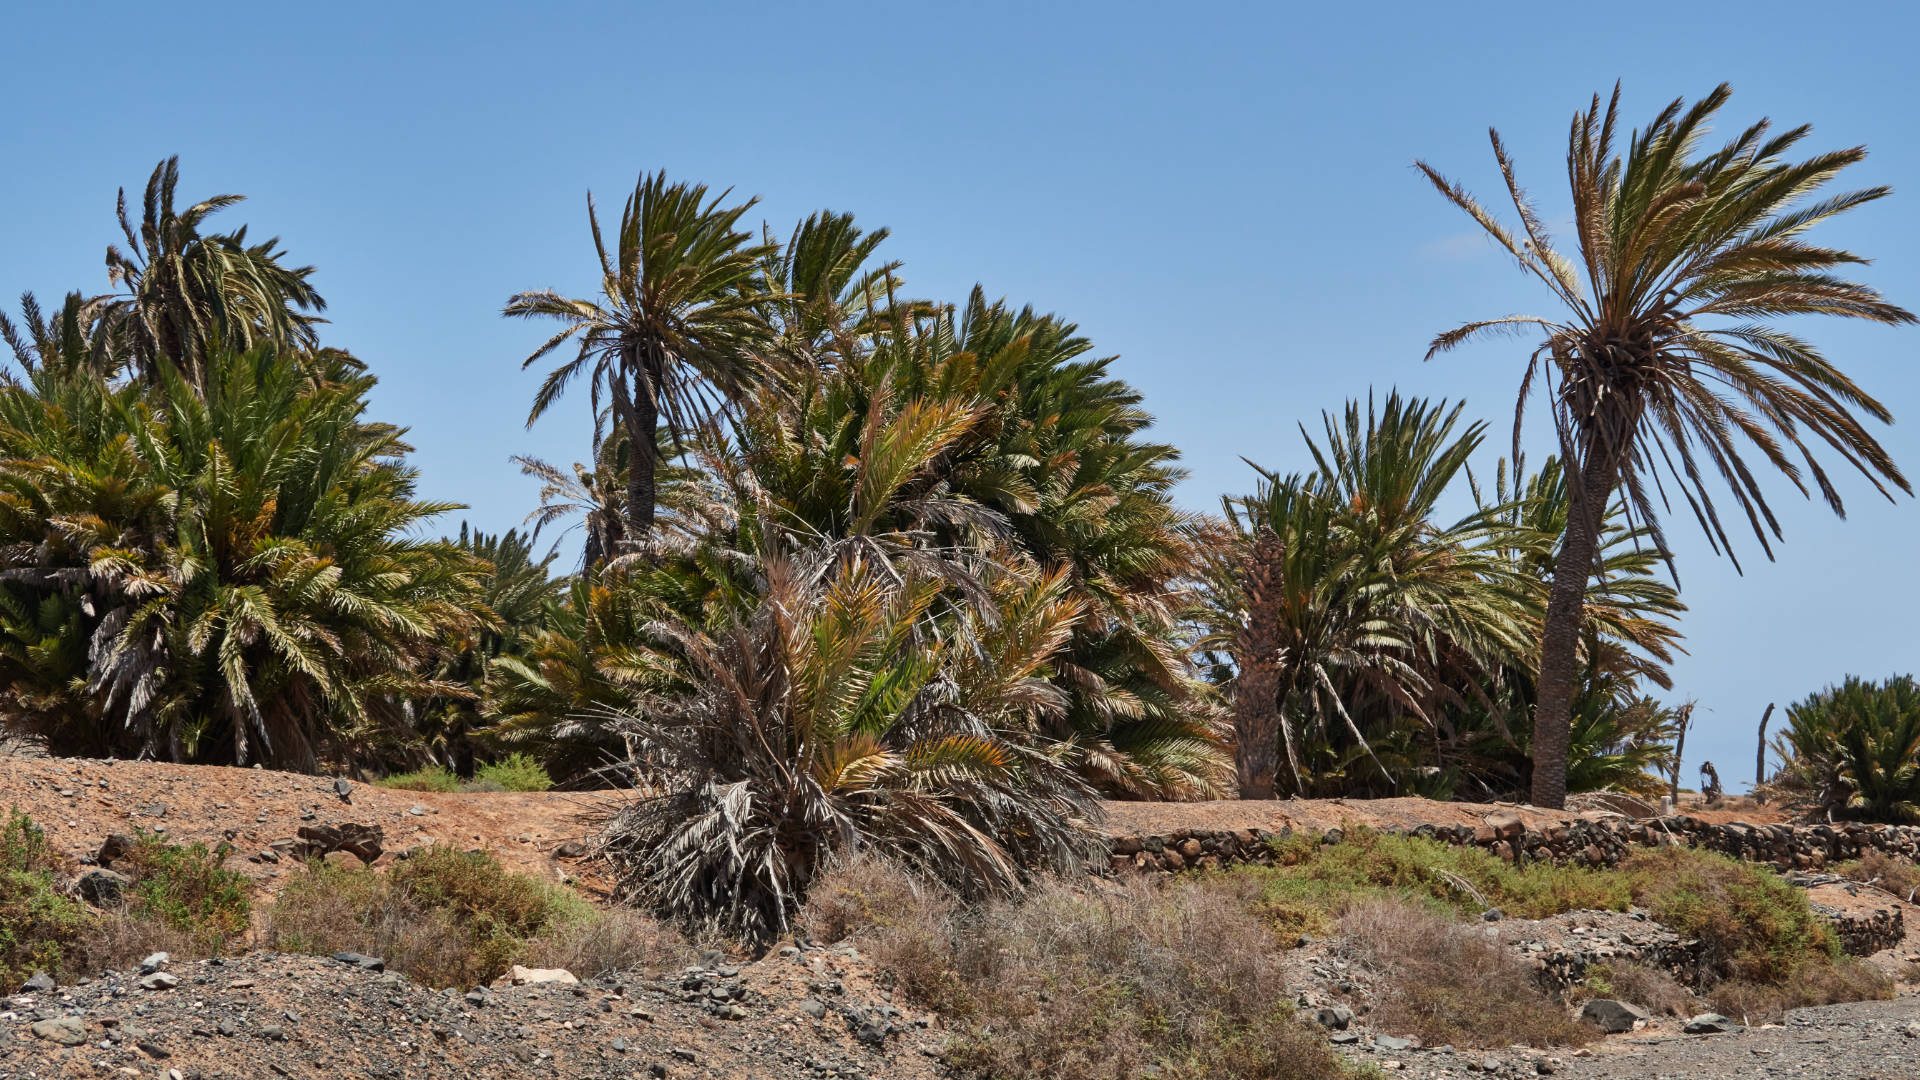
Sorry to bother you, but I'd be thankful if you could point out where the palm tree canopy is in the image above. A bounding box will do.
[1420,83,1913,567]
[507,170,776,439]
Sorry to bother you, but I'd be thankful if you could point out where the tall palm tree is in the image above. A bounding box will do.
[506,172,775,540]
[1419,84,1913,808]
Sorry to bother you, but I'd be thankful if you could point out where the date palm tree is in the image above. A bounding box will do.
[506,172,775,540]
[1419,83,1913,808]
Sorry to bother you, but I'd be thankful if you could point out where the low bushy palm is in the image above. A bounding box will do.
[0,348,481,769]
[1775,675,1920,823]
[595,551,1102,943]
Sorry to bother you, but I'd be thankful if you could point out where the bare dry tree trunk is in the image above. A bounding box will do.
[1754,702,1775,803]
[1233,527,1285,799]
[1668,702,1694,804]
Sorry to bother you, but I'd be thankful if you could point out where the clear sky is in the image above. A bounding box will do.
[5,1,1916,790]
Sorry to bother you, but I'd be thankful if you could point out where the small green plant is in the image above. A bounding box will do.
[119,830,251,952]
[473,753,554,793]
[377,766,461,793]
[0,809,86,988]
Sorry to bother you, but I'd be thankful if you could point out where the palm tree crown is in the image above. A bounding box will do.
[506,172,775,541]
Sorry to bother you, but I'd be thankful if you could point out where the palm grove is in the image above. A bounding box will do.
[2,86,1914,934]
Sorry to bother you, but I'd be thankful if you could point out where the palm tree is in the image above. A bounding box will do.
[506,172,775,540]
[1419,84,1913,808]
[0,347,480,769]
[1202,394,1535,798]
[595,548,1100,942]
[101,157,325,389]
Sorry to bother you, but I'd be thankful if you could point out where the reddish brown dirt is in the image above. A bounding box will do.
[0,757,636,897]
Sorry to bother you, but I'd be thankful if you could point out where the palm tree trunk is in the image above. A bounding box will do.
[1234,528,1285,799]
[1532,452,1616,809]
[615,344,658,538]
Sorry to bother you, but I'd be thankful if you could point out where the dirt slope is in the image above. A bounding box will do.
[0,757,631,895]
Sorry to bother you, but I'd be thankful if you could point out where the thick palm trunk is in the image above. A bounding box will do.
[1531,452,1616,808]
[1234,528,1285,799]
[615,344,658,539]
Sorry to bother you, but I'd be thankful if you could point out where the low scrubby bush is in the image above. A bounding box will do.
[0,809,86,988]
[1578,961,1692,1017]
[1236,829,1883,1031]
[1836,848,1920,903]
[1340,898,1592,1048]
[266,846,670,987]
[1243,827,1628,936]
[1619,847,1833,984]
[474,753,554,793]
[118,831,252,952]
[811,857,1355,1080]
[376,766,461,793]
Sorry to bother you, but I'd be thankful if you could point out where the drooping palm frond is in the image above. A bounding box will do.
[99,157,325,390]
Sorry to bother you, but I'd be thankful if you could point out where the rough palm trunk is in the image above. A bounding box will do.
[1234,528,1285,799]
[1531,450,1617,809]
[616,343,658,538]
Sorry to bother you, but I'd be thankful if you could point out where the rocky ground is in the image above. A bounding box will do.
[0,946,948,1080]
[5,754,1918,1079]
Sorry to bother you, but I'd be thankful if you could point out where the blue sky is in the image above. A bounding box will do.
[5,1,1917,790]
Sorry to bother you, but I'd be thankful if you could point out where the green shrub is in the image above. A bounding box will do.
[1773,675,1920,823]
[1620,847,1835,983]
[377,766,461,793]
[0,810,86,988]
[265,846,659,987]
[119,830,251,952]
[473,753,554,793]
[1241,827,1628,934]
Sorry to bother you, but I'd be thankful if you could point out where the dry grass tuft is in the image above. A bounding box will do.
[842,864,1349,1080]
[67,909,198,975]
[1836,849,1920,903]
[799,853,953,946]
[265,847,675,987]
[1340,898,1592,1049]
[1705,957,1894,1023]
[1580,961,1693,1018]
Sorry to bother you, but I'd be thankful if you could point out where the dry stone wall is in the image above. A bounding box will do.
[1105,812,1919,956]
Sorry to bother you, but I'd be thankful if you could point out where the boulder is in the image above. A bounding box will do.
[495,965,578,987]
[75,867,132,905]
[1580,998,1650,1034]
[30,1017,87,1046]
[331,951,386,972]
[1483,810,1525,840]
[20,971,55,993]
[1683,1012,1732,1034]
[293,822,384,864]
